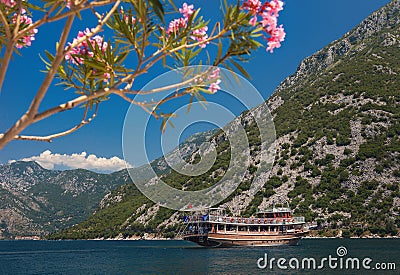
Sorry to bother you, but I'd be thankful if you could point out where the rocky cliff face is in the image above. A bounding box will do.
[52,0,400,239]
[272,0,400,103]
[126,129,217,183]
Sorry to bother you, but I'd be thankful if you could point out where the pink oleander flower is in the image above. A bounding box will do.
[265,0,283,16]
[249,15,258,26]
[12,12,32,25]
[241,0,285,54]
[124,14,136,24]
[194,76,203,84]
[208,68,220,80]
[266,24,285,53]
[207,68,222,93]
[17,31,37,48]
[120,6,136,24]
[179,2,194,20]
[1,0,15,7]
[103,72,111,83]
[190,26,209,48]
[270,24,285,40]
[167,3,209,48]
[12,10,38,49]
[261,11,277,30]
[242,0,262,15]
[65,28,108,65]
[166,18,187,35]
[208,79,221,93]
[266,40,280,52]
[194,68,221,92]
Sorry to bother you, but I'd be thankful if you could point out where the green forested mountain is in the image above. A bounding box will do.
[51,0,400,239]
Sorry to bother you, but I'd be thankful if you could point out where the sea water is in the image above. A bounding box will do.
[0,239,399,274]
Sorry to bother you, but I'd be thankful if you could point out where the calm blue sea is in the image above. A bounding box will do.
[0,239,399,274]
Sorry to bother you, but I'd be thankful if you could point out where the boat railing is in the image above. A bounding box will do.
[293,216,305,223]
[183,214,305,225]
[258,207,291,213]
[182,226,209,237]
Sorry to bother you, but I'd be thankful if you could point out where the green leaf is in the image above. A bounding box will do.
[54,6,64,17]
[230,59,251,79]
[187,8,200,27]
[206,51,211,65]
[39,54,51,68]
[106,41,112,62]
[249,39,263,48]
[168,120,175,128]
[132,0,146,21]
[84,60,105,71]
[223,63,240,84]
[223,0,229,12]
[24,1,45,12]
[149,0,164,23]
[186,95,194,113]
[193,91,208,109]
[168,0,177,10]
[115,51,128,64]
[198,87,216,95]
[44,50,55,63]
[216,40,223,63]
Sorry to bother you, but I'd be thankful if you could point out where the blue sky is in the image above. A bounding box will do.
[0,0,391,171]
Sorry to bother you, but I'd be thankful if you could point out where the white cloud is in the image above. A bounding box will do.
[16,150,133,173]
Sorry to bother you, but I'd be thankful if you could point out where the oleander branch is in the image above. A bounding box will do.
[0,15,75,149]
[0,0,272,149]
[0,35,220,147]
[16,0,116,42]
[0,9,10,38]
[0,103,99,142]
[0,0,121,149]
[64,0,120,53]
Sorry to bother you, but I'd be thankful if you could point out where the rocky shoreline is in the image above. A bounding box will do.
[4,234,400,241]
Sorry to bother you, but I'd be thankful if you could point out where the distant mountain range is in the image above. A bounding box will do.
[0,129,216,239]
[0,161,125,238]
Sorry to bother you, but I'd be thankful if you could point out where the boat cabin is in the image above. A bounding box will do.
[257,207,292,220]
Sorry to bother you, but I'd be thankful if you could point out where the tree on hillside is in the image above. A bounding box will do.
[0,0,285,149]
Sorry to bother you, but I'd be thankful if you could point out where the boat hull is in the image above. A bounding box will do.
[184,232,305,247]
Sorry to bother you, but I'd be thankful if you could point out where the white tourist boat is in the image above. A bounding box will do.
[180,203,308,247]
